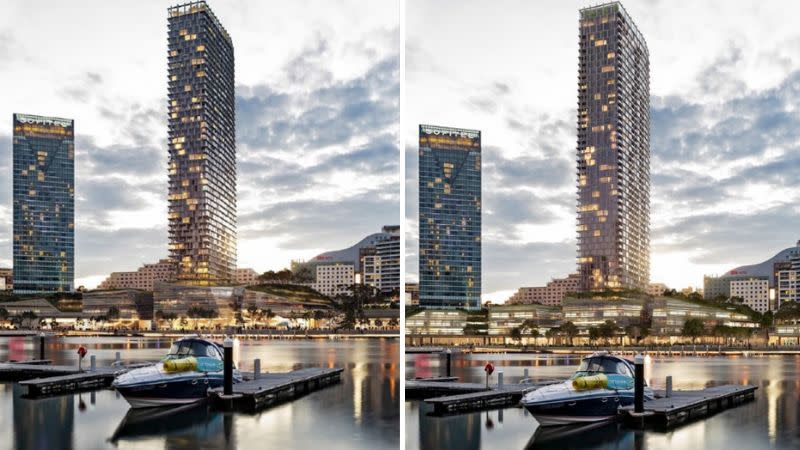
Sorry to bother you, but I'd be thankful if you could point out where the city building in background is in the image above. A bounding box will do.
[776,257,799,310]
[729,277,770,313]
[361,225,400,293]
[562,296,645,330]
[98,259,175,291]
[12,114,75,294]
[311,263,355,297]
[646,282,667,296]
[651,296,758,337]
[0,268,11,291]
[233,267,259,285]
[405,282,419,306]
[703,240,800,308]
[153,281,243,322]
[576,3,650,292]
[167,1,237,284]
[487,303,562,336]
[405,309,467,335]
[82,289,154,323]
[418,125,481,310]
[507,274,580,306]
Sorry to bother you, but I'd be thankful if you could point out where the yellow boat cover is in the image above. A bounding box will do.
[163,356,198,373]
[572,373,608,390]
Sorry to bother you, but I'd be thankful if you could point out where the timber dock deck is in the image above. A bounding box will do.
[19,369,121,396]
[209,367,344,412]
[622,384,757,428]
[0,362,84,382]
[422,379,562,415]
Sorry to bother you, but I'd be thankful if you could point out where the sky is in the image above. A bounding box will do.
[405,0,800,303]
[0,0,399,289]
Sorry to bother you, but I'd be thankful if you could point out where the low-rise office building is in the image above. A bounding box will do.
[405,309,467,335]
[153,282,244,324]
[233,268,259,286]
[82,290,153,323]
[650,297,758,337]
[487,303,561,336]
[646,283,667,297]
[561,297,645,330]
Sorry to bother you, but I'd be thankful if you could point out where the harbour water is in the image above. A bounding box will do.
[0,336,399,450]
[406,352,800,450]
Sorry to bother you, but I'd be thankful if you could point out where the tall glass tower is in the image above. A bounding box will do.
[418,125,481,310]
[576,2,650,292]
[12,114,75,294]
[167,1,236,284]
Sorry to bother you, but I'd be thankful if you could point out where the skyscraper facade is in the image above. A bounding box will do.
[418,125,481,310]
[576,2,650,292]
[12,114,74,294]
[167,1,236,284]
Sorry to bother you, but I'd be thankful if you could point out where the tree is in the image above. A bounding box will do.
[187,306,203,329]
[246,303,259,327]
[262,308,276,327]
[682,318,705,343]
[107,307,120,322]
[560,322,579,346]
[510,327,523,345]
[588,326,601,345]
[624,324,649,344]
[179,316,189,330]
[599,320,620,345]
[0,307,8,327]
[20,311,38,329]
[293,266,314,283]
[545,328,556,346]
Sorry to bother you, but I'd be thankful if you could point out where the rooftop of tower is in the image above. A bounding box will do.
[168,1,232,45]
[579,1,648,55]
[419,124,480,139]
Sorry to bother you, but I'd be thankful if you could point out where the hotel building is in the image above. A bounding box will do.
[167,1,237,284]
[12,114,75,294]
[576,2,650,292]
[98,259,176,291]
[418,125,482,309]
[507,274,580,306]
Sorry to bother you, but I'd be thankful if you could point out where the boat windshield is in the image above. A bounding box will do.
[573,357,633,378]
[165,340,223,360]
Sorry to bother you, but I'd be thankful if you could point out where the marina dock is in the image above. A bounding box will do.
[210,367,344,412]
[19,369,120,396]
[622,384,757,428]
[0,361,83,382]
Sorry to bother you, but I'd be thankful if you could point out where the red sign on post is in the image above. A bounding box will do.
[77,346,87,359]
[484,363,494,376]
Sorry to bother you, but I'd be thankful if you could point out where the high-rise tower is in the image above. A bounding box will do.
[12,114,75,294]
[418,125,481,310]
[576,2,650,292]
[167,1,236,284]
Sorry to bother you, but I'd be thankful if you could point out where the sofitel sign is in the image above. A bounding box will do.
[421,125,479,140]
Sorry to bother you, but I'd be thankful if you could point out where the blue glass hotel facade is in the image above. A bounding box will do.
[12,114,75,294]
[418,125,481,310]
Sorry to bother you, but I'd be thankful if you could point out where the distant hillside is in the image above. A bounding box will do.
[245,283,336,308]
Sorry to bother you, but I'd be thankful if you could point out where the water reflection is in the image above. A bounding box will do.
[0,337,399,450]
[406,353,800,450]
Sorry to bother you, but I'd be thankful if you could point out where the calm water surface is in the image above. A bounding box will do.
[0,336,399,450]
[406,352,800,450]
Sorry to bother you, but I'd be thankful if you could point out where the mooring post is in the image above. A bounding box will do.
[634,354,644,413]
[523,368,529,380]
[115,352,121,365]
[445,349,452,378]
[223,336,233,396]
[253,358,261,380]
[39,332,45,361]
[90,355,96,372]
[498,371,504,389]
[666,375,673,398]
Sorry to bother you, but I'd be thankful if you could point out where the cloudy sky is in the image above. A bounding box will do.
[405,0,800,302]
[0,0,399,288]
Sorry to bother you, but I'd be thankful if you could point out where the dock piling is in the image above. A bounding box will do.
[254,358,261,380]
[523,368,529,380]
[666,375,673,398]
[445,349,451,378]
[223,337,233,396]
[90,355,96,372]
[39,333,45,361]
[498,371,504,389]
[115,352,121,364]
[634,353,644,413]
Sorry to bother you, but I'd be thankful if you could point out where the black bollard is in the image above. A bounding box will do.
[223,337,233,396]
[634,353,644,413]
[445,349,451,378]
[39,333,45,361]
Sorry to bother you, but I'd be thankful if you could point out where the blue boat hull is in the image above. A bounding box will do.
[115,374,227,408]
[523,393,635,426]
